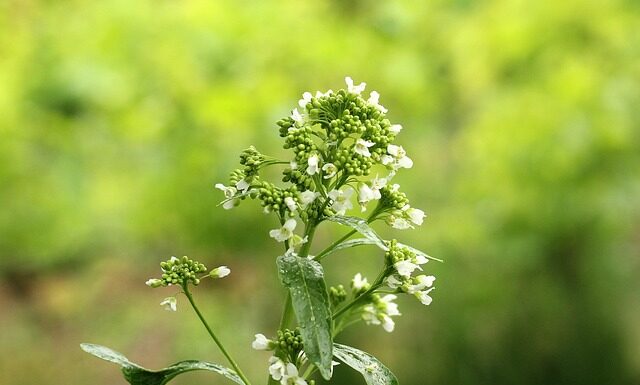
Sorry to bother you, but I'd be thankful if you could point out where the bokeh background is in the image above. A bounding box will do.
[1,0,639,384]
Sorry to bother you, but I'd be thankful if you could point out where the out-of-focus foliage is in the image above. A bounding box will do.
[1,0,639,385]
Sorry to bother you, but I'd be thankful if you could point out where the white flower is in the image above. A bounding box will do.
[389,124,403,134]
[210,266,231,278]
[160,297,177,312]
[284,197,298,212]
[328,188,354,215]
[394,259,421,278]
[345,76,366,95]
[404,206,426,226]
[367,91,388,113]
[380,313,396,332]
[235,179,250,192]
[298,92,313,108]
[291,108,304,123]
[407,275,436,294]
[352,273,370,292]
[145,278,162,288]
[354,138,375,157]
[386,144,413,169]
[268,356,287,381]
[299,190,319,208]
[322,163,337,179]
[370,175,387,192]
[385,275,403,289]
[290,161,298,170]
[358,184,376,211]
[387,215,412,230]
[289,234,308,250]
[269,218,297,242]
[414,253,429,265]
[315,89,333,98]
[380,294,401,316]
[281,363,308,385]
[215,183,238,210]
[252,333,271,350]
[306,154,319,175]
[414,287,435,306]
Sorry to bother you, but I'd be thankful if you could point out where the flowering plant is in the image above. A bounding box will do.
[81,77,440,385]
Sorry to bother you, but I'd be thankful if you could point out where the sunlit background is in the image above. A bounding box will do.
[1,1,639,384]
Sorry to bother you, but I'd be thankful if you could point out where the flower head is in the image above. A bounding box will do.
[322,163,338,179]
[306,154,319,176]
[345,76,366,95]
[160,297,177,312]
[269,218,297,242]
[354,138,375,157]
[328,188,354,215]
[252,333,273,351]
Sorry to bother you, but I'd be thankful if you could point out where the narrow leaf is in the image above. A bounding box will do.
[276,254,333,380]
[80,343,243,385]
[326,216,388,251]
[333,344,399,385]
[321,238,378,258]
[397,242,443,263]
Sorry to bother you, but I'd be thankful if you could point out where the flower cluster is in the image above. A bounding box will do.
[215,77,426,246]
[145,256,230,312]
[145,256,208,287]
[252,329,314,385]
[385,240,436,306]
[362,294,401,333]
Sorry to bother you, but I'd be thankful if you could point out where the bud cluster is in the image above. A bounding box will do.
[329,284,347,308]
[276,328,304,361]
[149,256,207,287]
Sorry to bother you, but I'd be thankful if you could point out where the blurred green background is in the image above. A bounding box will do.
[1,0,639,384]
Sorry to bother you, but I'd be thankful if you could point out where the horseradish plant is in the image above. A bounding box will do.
[82,77,440,385]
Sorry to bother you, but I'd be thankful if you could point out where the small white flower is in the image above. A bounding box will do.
[380,313,396,332]
[358,184,376,211]
[370,175,387,192]
[290,161,298,170]
[404,206,426,226]
[269,218,297,242]
[281,363,308,385]
[414,253,429,265]
[386,144,413,169]
[385,275,403,289]
[387,215,412,230]
[380,294,401,317]
[284,197,298,212]
[289,234,308,250]
[252,333,271,350]
[210,266,231,278]
[328,188,354,215]
[299,190,319,208]
[268,356,287,381]
[315,89,333,98]
[145,278,162,288]
[352,273,370,292]
[235,179,250,192]
[298,92,313,108]
[389,124,403,134]
[291,108,304,123]
[322,163,337,179]
[414,287,435,306]
[306,154,319,175]
[367,91,388,113]
[394,259,421,277]
[354,138,375,157]
[407,275,436,293]
[160,297,177,312]
[215,183,238,210]
[345,76,366,95]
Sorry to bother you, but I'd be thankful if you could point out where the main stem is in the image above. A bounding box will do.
[183,285,253,385]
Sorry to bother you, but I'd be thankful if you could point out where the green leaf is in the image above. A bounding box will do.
[326,216,388,251]
[333,344,399,385]
[276,254,333,380]
[396,242,443,263]
[80,343,244,385]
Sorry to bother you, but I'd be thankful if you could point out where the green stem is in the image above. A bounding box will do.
[332,269,387,320]
[315,229,357,261]
[183,285,252,385]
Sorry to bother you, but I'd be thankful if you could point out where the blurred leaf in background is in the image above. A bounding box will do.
[0,0,639,385]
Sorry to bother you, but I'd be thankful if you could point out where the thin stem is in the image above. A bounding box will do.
[332,269,387,320]
[183,285,252,385]
[315,229,357,261]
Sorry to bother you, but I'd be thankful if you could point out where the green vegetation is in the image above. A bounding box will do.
[0,1,639,384]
